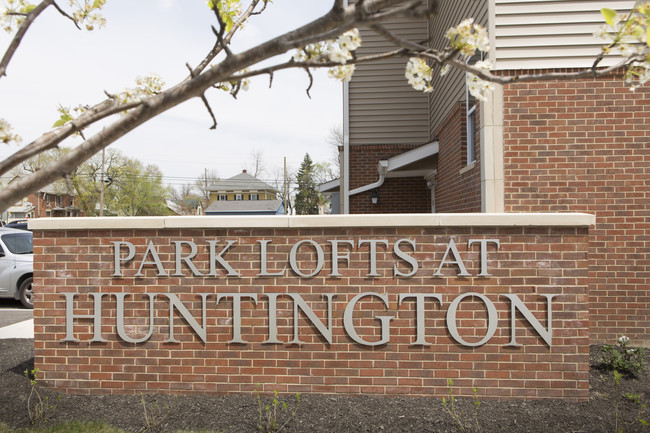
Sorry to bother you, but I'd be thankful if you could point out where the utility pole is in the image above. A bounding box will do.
[99,147,105,217]
[284,157,287,215]
[204,168,209,204]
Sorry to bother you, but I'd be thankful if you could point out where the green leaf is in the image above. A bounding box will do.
[647,26,650,47]
[23,4,36,13]
[602,8,618,26]
[640,419,649,426]
[53,114,73,127]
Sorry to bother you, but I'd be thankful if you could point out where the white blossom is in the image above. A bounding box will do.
[116,74,166,105]
[69,0,106,31]
[446,17,490,56]
[1,0,33,33]
[328,64,355,82]
[327,42,352,64]
[618,335,630,344]
[0,118,21,144]
[337,28,361,52]
[405,57,433,93]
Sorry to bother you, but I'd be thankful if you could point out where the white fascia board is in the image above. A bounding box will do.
[386,141,439,172]
[318,178,340,193]
[385,170,436,179]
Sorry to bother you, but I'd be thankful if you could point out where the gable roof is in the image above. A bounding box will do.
[207,171,279,193]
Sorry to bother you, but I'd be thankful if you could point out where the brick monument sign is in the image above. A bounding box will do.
[32,214,593,400]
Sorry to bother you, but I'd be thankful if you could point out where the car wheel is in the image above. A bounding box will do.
[19,277,33,309]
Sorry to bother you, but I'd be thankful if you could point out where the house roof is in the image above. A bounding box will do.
[207,171,279,193]
[204,199,284,215]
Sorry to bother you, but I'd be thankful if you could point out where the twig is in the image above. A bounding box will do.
[303,67,314,98]
[186,63,218,128]
[51,0,81,30]
[186,0,264,78]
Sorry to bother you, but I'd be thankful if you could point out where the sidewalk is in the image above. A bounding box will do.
[0,319,34,339]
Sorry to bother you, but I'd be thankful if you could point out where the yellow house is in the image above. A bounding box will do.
[205,170,284,215]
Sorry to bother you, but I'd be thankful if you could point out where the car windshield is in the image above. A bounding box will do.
[1,232,33,254]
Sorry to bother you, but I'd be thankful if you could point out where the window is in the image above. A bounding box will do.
[235,194,243,201]
[1,232,33,254]
[249,194,258,200]
[465,53,481,166]
[218,194,227,201]
[55,195,62,207]
[45,194,51,206]
[466,96,477,165]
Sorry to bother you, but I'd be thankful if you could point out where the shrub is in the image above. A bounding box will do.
[600,336,647,376]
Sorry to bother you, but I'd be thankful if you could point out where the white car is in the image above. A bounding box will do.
[0,227,33,308]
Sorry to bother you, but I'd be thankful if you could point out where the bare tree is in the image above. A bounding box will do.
[244,149,266,179]
[0,0,647,213]
[325,125,343,177]
[195,169,220,206]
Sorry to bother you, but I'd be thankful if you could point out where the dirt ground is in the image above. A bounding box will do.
[1,339,648,432]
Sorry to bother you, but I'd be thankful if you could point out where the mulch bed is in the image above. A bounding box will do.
[1,339,648,432]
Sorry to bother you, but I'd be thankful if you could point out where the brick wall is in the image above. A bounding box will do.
[33,218,590,400]
[435,103,482,213]
[502,73,650,345]
[349,144,431,213]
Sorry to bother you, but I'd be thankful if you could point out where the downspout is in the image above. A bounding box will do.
[349,160,389,196]
[343,0,350,214]
[343,80,350,213]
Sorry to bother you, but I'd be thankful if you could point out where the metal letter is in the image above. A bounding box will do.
[263,293,282,344]
[216,293,258,343]
[288,293,336,344]
[62,292,108,342]
[135,240,168,277]
[172,241,203,277]
[328,240,354,277]
[446,292,497,347]
[289,240,324,278]
[358,240,389,277]
[207,240,240,276]
[501,294,557,347]
[112,241,135,277]
[398,293,442,345]
[258,240,285,276]
[164,293,209,343]
[434,238,471,277]
[393,239,419,277]
[115,293,156,343]
[468,239,500,277]
[343,292,394,346]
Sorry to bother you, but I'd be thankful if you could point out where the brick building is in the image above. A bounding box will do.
[335,1,648,345]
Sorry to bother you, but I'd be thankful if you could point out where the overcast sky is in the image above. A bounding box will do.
[0,1,342,189]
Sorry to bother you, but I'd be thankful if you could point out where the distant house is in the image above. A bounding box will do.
[204,170,284,216]
[1,176,83,222]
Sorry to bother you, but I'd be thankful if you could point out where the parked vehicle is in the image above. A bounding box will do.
[0,228,33,308]
[4,219,29,231]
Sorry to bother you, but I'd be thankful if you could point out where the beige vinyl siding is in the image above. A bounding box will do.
[428,0,488,137]
[494,0,635,69]
[348,19,429,146]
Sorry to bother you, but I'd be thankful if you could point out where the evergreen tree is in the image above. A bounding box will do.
[294,153,320,215]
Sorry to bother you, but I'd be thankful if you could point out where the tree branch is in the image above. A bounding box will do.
[0,0,53,78]
[0,99,142,177]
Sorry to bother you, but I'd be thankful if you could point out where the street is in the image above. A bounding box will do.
[0,299,33,339]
